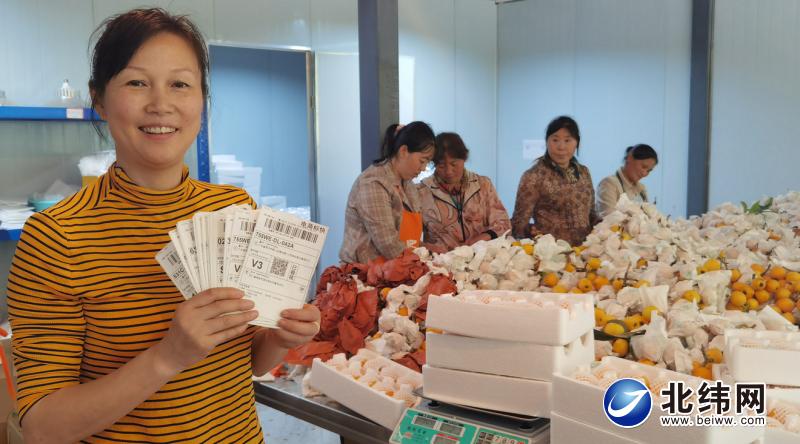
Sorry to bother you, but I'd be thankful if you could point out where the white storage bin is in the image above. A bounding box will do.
[425,330,593,381]
[725,329,800,387]
[422,365,551,418]
[309,350,421,430]
[550,412,638,444]
[261,195,288,210]
[425,291,593,345]
[552,357,764,444]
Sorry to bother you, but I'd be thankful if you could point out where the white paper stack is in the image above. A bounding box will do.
[210,154,262,202]
[156,204,328,328]
[0,201,34,230]
[423,290,596,418]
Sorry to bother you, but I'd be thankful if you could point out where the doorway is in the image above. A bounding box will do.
[207,44,317,222]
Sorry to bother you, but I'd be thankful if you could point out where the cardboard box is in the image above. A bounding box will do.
[309,350,422,430]
[725,330,800,387]
[550,412,638,444]
[426,292,593,345]
[426,330,593,381]
[422,365,551,418]
[552,357,764,444]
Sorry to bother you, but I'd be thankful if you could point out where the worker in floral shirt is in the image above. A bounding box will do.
[511,116,599,245]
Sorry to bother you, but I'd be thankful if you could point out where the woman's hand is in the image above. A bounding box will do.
[272,304,321,349]
[154,288,258,375]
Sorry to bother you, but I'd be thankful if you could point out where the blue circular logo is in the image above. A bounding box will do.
[603,378,653,428]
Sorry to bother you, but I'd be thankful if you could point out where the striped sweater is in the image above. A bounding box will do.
[7,164,263,443]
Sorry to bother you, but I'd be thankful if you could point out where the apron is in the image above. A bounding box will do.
[399,203,423,248]
[616,172,647,203]
[397,182,423,248]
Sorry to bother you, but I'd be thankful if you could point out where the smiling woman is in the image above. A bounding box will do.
[7,8,319,444]
[88,13,208,190]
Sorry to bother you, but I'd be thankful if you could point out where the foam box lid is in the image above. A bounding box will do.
[426,291,593,345]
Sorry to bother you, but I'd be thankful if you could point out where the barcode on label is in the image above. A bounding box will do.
[167,253,180,266]
[240,221,256,232]
[432,436,457,444]
[266,219,319,243]
[270,258,289,277]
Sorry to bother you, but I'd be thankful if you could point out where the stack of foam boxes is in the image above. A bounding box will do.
[422,290,595,418]
[725,329,800,444]
[551,356,765,444]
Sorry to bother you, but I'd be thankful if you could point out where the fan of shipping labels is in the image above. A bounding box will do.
[157,204,328,328]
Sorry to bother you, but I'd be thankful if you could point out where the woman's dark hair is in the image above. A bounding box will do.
[89,8,209,135]
[375,121,437,164]
[434,132,469,164]
[545,115,581,147]
[625,144,659,164]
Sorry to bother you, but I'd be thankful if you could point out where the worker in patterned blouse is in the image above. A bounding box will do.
[596,144,659,217]
[510,116,600,246]
[340,122,445,263]
[418,132,511,250]
[7,9,319,443]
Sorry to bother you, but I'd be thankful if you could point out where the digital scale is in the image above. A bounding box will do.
[390,392,550,444]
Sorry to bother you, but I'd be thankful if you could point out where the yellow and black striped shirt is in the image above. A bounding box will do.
[7,164,263,443]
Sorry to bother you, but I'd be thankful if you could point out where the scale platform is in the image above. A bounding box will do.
[390,389,550,443]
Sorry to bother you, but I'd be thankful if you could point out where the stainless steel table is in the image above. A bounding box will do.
[254,379,392,443]
[254,380,550,444]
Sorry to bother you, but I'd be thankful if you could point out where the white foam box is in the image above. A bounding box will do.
[426,330,593,381]
[725,329,800,387]
[550,412,638,444]
[422,365,551,418]
[309,350,422,430]
[552,357,764,444]
[425,291,593,345]
[765,390,800,444]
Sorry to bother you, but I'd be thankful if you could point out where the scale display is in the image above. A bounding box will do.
[391,409,530,444]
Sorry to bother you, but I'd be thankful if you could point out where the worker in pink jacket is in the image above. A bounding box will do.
[419,132,511,251]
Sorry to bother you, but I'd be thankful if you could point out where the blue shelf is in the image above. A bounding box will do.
[0,106,101,121]
[0,229,21,241]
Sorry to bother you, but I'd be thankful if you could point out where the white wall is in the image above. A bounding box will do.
[709,0,800,208]
[399,0,498,180]
[316,53,360,268]
[0,0,497,269]
[0,0,360,260]
[496,0,692,219]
